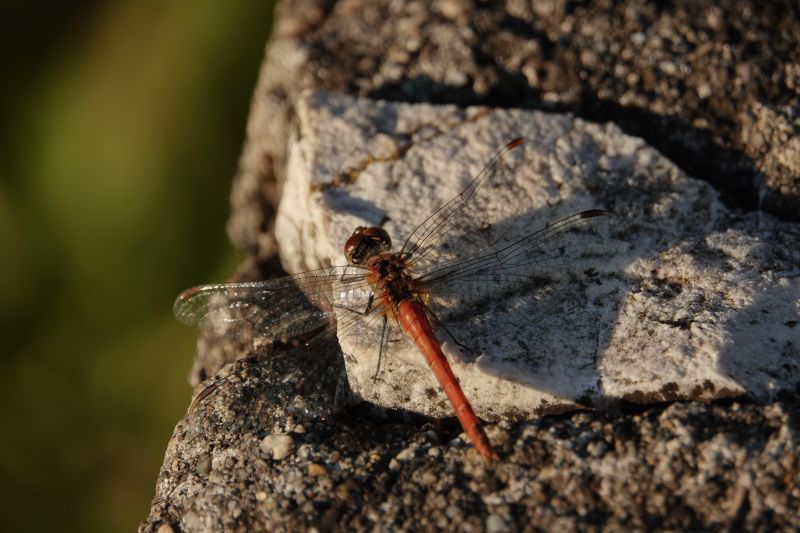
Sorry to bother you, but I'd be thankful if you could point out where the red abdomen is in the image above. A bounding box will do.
[397,299,498,462]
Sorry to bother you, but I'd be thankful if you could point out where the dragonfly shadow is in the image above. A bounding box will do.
[356,200,634,420]
[436,238,629,415]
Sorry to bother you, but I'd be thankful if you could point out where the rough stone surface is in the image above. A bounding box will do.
[227,0,799,267]
[141,395,799,531]
[259,434,295,461]
[142,1,800,531]
[272,92,798,420]
[143,97,800,532]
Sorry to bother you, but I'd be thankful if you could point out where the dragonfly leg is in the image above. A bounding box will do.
[331,294,387,380]
[372,315,389,380]
[333,292,374,316]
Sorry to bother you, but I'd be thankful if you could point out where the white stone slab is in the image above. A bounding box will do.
[274,91,800,420]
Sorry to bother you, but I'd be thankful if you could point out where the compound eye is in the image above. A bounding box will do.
[343,226,391,266]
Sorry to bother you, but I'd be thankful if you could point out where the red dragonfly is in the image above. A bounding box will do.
[175,138,610,462]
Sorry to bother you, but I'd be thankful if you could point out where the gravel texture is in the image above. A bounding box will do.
[142,392,799,531]
[142,1,800,531]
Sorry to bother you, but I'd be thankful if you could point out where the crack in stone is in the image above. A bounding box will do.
[313,106,495,191]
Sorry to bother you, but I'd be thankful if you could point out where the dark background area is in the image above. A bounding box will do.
[0,2,276,531]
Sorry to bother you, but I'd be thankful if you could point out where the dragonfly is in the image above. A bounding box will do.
[174,137,611,462]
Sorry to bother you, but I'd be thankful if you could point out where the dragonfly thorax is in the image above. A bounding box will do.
[344,226,392,266]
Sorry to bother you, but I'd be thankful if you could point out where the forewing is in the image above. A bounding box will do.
[399,138,525,275]
[174,265,374,342]
[418,210,617,318]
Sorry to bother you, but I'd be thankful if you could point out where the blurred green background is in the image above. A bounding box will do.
[0,1,276,531]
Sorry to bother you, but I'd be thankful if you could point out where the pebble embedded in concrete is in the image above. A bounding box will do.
[260,434,295,461]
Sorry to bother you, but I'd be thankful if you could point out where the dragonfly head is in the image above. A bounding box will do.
[344,226,392,266]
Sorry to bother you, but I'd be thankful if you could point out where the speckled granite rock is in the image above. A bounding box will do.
[142,393,799,531]
[142,1,800,530]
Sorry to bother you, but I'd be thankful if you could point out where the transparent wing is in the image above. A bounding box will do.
[175,264,412,419]
[416,210,616,317]
[399,138,524,273]
[174,265,375,342]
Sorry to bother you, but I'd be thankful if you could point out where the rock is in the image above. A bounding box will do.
[225,0,799,274]
[141,399,799,531]
[260,434,294,460]
[307,462,326,476]
[486,513,509,533]
[142,1,800,531]
[142,94,799,531]
[274,91,799,419]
